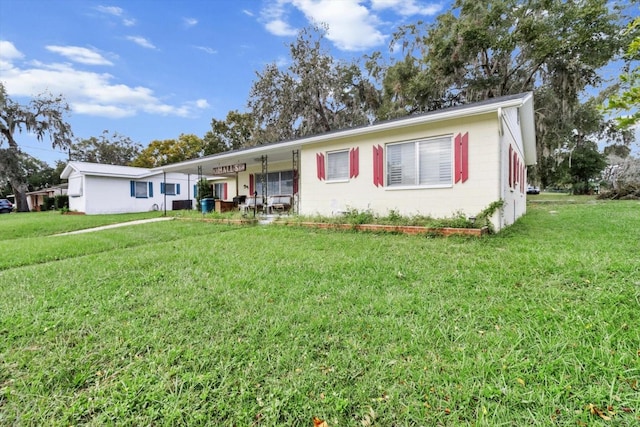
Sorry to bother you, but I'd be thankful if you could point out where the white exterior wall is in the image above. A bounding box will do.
[67,173,87,213]
[499,107,527,228]
[68,172,197,214]
[298,113,506,230]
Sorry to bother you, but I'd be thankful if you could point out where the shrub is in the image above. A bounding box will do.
[54,195,69,210]
[43,196,56,211]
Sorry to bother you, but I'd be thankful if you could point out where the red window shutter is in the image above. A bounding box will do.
[454,133,462,183]
[376,145,384,186]
[461,132,469,183]
[512,152,517,188]
[521,165,525,193]
[316,153,325,180]
[373,145,379,186]
[223,183,228,200]
[249,174,254,194]
[373,145,384,187]
[350,147,359,178]
[350,148,354,178]
[508,146,513,188]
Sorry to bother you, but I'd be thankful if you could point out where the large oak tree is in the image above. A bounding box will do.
[132,134,204,168]
[248,25,380,144]
[0,83,73,211]
[377,0,632,188]
[70,130,142,166]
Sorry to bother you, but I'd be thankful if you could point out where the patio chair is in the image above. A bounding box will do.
[240,195,264,215]
[266,195,292,214]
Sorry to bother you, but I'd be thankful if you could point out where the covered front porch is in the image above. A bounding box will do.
[159,142,303,215]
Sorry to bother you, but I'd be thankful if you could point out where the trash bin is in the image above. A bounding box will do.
[201,198,214,213]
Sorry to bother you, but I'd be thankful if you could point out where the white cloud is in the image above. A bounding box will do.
[261,0,298,36]
[73,103,134,118]
[293,0,386,50]
[259,0,385,51]
[96,5,136,26]
[96,5,123,16]
[194,46,217,54]
[371,0,443,16]
[126,36,156,49]
[0,40,25,61]
[259,0,442,51]
[265,19,298,36]
[242,9,255,17]
[46,45,113,66]
[2,42,206,119]
[183,17,198,27]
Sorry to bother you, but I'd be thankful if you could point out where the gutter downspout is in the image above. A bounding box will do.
[163,171,167,217]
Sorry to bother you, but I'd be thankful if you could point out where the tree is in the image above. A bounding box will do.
[0,83,73,211]
[378,0,630,187]
[248,25,380,143]
[132,134,204,168]
[23,156,61,190]
[203,110,258,154]
[604,17,640,129]
[70,130,142,165]
[568,141,607,194]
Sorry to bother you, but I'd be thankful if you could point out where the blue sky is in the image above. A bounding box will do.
[0,0,448,166]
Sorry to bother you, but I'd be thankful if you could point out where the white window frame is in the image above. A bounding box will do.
[326,150,350,182]
[386,136,453,189]
[135,181,148,198]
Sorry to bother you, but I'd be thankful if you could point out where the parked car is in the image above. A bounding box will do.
[0,199,13,213]
[526,185,540,195]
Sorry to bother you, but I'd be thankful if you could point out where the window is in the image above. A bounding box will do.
[214,183,227,199]
[135,181,148,198]
[161,183,180,195]
[327,150,349,181]
[386,136,452,187]
[131,181,153,198]
[254,170,294,196]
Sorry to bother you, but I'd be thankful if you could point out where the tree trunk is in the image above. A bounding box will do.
[10,179,30,212]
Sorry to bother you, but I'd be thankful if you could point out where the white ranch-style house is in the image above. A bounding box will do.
[61,162,199,215]
[159,92,536,232]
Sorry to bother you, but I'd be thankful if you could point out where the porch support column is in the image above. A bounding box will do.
[163,171,167,217]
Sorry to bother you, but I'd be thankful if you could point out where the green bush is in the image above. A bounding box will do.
[54,195,69,210]
[43,196,56,211]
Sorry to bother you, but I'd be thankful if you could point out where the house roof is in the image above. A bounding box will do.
[61,162,159,179]
[159,92,536,175]
[26,184,68,196]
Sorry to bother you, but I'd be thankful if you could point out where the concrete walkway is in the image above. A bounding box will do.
[54,217,174,236]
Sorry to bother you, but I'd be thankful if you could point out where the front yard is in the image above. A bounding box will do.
[1,200,639,425]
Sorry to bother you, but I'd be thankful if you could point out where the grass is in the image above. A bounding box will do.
[1,211,164,240]
[1,200,639,425]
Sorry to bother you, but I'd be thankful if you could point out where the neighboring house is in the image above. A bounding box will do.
[26,185,67,211]
[160,93,536,231]
[60,162,198,214]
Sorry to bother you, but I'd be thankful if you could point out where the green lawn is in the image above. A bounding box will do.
[1,211,164,240]
[1,201,639,426]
